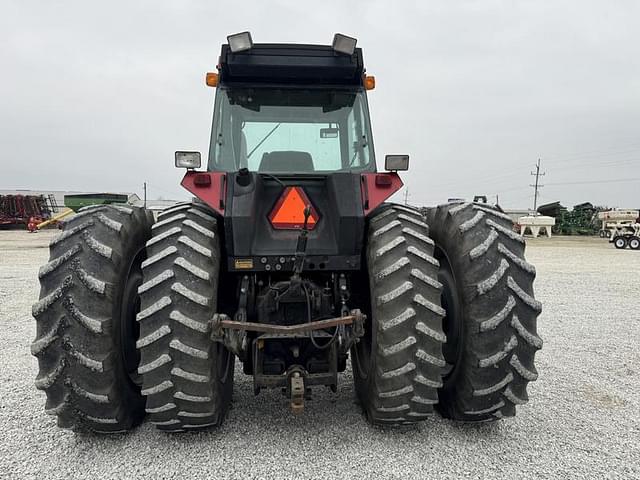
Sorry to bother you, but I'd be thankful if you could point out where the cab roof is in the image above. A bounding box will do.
[218,43,365,87]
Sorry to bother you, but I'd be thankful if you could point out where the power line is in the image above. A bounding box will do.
[549,156,640,174]
[416,144,640,196]
[530,158,545,214]
[544,143,640,165]
[544,177,640,186]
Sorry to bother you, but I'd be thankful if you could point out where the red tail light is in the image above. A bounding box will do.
[269,187,319,230]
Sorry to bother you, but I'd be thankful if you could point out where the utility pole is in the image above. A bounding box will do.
[530,159,545,215]
[143,182,147,208]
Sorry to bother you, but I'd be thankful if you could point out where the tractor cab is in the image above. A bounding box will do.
[205,33,378,175]
[207,80,376,174]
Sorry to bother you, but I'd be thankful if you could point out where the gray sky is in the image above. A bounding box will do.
[2,1,639,209]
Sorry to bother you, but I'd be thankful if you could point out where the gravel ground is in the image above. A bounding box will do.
[1,230,639,479]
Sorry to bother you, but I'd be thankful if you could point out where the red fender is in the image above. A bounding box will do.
[360,172,404,215]
[181,171,227,216]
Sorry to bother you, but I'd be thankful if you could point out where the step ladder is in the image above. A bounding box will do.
[47,194,60,214]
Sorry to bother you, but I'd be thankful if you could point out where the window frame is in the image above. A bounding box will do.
[207,86,377,173]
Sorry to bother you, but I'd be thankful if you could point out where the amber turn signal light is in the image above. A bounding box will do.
[364,75,375,90]
[206,72,219,87]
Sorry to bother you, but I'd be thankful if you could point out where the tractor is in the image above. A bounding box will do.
[32,33,542,432]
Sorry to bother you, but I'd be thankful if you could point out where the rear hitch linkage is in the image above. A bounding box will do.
[210,311,366,355]
[210,310,366,413]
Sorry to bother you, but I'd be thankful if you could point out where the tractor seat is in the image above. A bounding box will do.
[259,151,314,172]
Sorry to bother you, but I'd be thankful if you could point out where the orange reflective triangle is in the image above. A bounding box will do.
[269,187,319,229]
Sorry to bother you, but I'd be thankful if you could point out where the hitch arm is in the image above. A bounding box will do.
[215,314,359,335]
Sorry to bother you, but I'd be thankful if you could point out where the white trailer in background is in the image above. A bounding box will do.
[598,209,639,238]
[610,223,640,250]
[518,215,556,238]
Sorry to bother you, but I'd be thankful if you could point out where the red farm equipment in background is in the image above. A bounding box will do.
[0,195,53,229]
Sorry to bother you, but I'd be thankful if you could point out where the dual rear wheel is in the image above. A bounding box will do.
[353,202,542,424]
[32,202,233,433]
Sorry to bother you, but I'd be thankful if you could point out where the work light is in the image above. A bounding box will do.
[175,151,201,169]
[332,34,357,55]
[384,154,410,171]
[227,31,253,53]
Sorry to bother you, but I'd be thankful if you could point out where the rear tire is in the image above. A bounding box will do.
[137,202,234,432]
[614,236,628,249]
[352,204,446,426]
[31,204,153,432]
[426,202,542,421]
[628,236,640,250]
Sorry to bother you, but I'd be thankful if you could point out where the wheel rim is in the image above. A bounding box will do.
[120,248,145,387]
[435,247,464,381]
